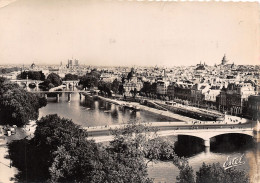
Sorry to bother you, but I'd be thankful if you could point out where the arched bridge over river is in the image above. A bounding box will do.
[86,121,260,147]
[10,79,80,88]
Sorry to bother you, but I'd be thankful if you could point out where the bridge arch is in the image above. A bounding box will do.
[209,132,255,153]
[173,134,209,149]
[176,134,205,141]
[209,132,254,140]
[157,129,254,148]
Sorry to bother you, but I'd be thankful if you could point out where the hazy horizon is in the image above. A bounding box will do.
[0,0,259,66]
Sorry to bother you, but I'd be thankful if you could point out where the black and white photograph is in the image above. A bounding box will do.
[0,0,259,182]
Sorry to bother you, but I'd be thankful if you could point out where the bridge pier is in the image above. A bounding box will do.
[204,146,210,154]
[253,120,260,143]
[254,131,260,143]
[68,93,71,102]
[204,139,210,147]
[35,83,39,91]
[56,94,60,102]
[44,94,47,99]
[79,93,82,100]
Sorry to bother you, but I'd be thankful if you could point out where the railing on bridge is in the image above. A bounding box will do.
[85,120,258,146]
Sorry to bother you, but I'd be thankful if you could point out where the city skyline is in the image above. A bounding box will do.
[0,0,259,66]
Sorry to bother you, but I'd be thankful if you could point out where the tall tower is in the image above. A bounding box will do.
[74,59,79,66]
[221,54,228,65]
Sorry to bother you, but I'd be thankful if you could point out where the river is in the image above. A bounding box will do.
[38,92,260,183]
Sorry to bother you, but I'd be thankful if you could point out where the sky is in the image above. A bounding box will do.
[0,0,259,66]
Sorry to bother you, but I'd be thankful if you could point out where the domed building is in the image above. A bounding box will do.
[29,62,39,71]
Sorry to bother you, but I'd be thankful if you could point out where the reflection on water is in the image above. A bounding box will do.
[39,92,177,127]
[211,134,255,153]
[38,92,259,183]
[174,135,205,158]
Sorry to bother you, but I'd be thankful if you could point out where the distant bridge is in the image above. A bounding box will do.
[10,79,81,102]
[29,90,92,102]
[10,79,80,88]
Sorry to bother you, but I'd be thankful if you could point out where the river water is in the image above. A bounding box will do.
[38,92,260,183]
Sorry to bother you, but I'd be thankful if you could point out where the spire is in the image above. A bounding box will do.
[221,54,228,65]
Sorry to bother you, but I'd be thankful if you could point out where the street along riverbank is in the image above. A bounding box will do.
[96,95,194,122]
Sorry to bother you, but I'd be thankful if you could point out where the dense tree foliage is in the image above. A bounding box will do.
[79,70,101,89]
[0,67,20,74]
[140,82,157,98]
[140,81,152,94]
[63,73,78,81]
[111,79,121,94]
[98,80,112,96]
[94,122,173,183]
[176,162,250,183]
[79,71,120,95]
[130,88,138,98]
[8,114,99,182]
[17,71,45,80]
[8,115,180,183]
[196,163,249,183]
[0,79,47,126]
[46,73,62,87]
[176,161,195,183]
[40,73,62,90]
[118,84,125,95]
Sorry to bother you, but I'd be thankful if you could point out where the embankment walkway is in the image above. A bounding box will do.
[97,96,194,122]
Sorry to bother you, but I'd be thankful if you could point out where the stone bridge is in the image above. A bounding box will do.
[156,128,254,147]
[62,80,80,88]
[86,121,260,147]
[10,79,41,88]
[10,79,79,88]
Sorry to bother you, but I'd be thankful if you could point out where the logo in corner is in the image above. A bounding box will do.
[223,154,245,170]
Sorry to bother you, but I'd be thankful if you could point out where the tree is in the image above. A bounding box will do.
[151,83,157,95]
[141,82,152,96]
[8,115,183,183]
[98,81,112,96]
[111,79,121,94]
[145,137,176,164]
[176,162,195,183]
[8,116,163,183]
[130,88,138,98]
[96,123,159,183]
[0,67,20,75]
[196,163,249,183]
[31,114,100,182]
[0,79,47,126]
[176,162,250,183]
[8,114,99,182]
[118,84,125,95]
[47,73,62,87]
[18,71,45,80]
[63,73,78,81]
[79,70,101,89]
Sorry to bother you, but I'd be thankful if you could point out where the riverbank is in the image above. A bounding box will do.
[96,95,253,124]
[97,95,194,122]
